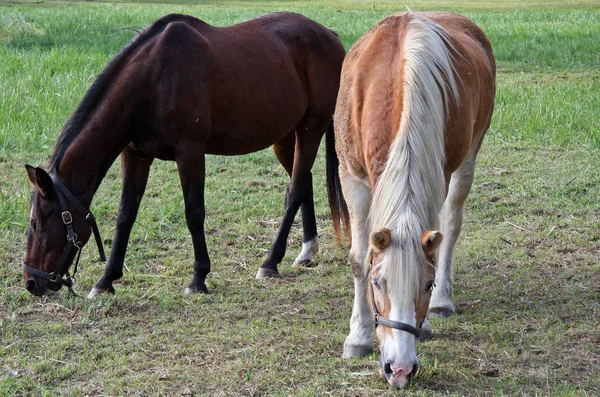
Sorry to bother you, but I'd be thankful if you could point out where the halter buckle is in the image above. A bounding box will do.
[61,211,73,225]
[48,272,61,283]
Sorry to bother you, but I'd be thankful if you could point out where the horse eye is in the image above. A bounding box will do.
[425,280,435,292]
[372,276,381,290]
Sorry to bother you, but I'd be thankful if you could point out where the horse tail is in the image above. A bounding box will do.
[326,120,349,245]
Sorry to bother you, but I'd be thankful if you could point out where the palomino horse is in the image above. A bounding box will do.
[329,12,495,387]
[23,13,345,297]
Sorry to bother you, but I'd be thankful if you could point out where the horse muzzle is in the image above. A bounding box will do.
[24,276,62,296]
[380,359,418,388]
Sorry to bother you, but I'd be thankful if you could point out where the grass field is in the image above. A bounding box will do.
[1,0,599,395]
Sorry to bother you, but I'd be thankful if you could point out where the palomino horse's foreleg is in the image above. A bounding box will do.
[429,157,477,316]
[177,151,210,294]
[256,128,322,279]
[341,174,374,357]
[89,147,153,298]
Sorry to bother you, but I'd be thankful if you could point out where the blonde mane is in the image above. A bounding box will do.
[366,13,460,308]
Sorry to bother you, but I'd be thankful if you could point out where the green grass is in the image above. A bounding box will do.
[1,0,599,395]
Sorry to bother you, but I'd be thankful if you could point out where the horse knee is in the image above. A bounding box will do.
[348,255,366,279]
[286,196,303,210]
[116,213,136,229]
[185,210,205,232]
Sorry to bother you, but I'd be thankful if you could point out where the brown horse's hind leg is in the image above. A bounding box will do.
[176,150,210,294]
[89,147,154,298]
[293,175,319,266]
[256,121,325,279]
[272,133,319,267]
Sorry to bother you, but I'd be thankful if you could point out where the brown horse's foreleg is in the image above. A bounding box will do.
[176,151,210,294]
[89,147,153,298]
[256,129,322,279]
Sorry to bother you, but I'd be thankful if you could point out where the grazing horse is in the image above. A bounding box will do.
[22,13,345,297]
[328,12,495,387]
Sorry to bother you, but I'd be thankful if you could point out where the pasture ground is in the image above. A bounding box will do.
[1,0,599,395]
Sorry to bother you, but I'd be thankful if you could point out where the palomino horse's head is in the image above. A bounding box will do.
[368,228,442,387]
[23,165,98,296]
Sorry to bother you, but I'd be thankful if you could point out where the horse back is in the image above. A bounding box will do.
[123,13,345,157]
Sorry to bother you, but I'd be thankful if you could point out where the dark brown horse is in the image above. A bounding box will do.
[23,13,345,297]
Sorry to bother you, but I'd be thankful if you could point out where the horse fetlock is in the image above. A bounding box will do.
[342,341,374,358]
[105,269,123,281]
[185,278,208,294]
[429,282,455,317]
[293,237,319,267]
[343,326,373,358]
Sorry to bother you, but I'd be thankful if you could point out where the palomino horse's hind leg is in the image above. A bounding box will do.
[176,151,210,294]
[272,134,319,268]
[89,147,153,298]
[341,173,374,358]
[429,157,477,316]
[256,125,323,279]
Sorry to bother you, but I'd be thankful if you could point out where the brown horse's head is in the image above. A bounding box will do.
[368,228,442,387]
[23,165,93,296]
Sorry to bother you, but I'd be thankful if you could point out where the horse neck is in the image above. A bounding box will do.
[53,95,134,206]
[48,20,162,206]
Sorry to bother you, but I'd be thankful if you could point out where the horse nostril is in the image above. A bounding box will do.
[407,362,419,380]
[25,279,37,294]
[383,363,393,377]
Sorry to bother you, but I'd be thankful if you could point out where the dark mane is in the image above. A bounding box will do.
[48,14,198,171]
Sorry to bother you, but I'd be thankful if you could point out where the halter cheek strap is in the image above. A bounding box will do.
[49,174,105,261]
[22,173,106,293]
[369,279,421,338]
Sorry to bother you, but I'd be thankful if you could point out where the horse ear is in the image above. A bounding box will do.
[370,228,392,252]
[421,230,443,255]
[25,165,53,196]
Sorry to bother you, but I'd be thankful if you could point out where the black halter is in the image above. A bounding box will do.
[22,173,106,293]
[369,278,421,338]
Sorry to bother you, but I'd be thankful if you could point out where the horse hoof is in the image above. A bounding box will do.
[292,259,317,268]
[184,282,208,294]
[342,343,373,358]
[419,325,434,342]
[184,287,208,294]
[428,306,455,318]
[88,287,112,298]
[255,268,279,280]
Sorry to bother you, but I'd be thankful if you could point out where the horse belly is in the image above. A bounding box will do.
[205,116,300,156]
[206,78,307,155]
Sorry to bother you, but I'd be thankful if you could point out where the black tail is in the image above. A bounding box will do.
[326,120,349,245]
